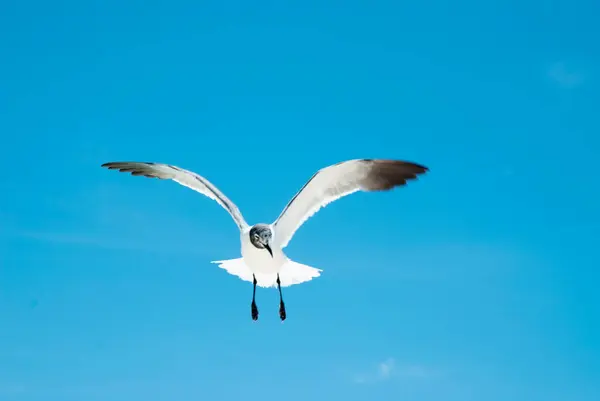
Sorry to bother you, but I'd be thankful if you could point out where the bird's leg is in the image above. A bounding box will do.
[251,275,259,321]
[277,274,286,321]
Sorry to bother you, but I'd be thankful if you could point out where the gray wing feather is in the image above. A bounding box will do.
[272,159,428,248]
[101,161,248,231]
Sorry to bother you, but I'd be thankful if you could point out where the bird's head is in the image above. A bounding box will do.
[249,225,273,257]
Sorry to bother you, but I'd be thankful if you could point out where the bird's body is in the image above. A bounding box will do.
[241,224,283,274]
[241,225,282,274]
[215,223,321,289]
[101,158,429,320]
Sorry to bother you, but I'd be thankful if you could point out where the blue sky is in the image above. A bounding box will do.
[1,1,599,400]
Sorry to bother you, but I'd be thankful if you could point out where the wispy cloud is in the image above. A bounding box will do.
[0,182,238,258]
[547,61,585,89]
[0,383,26,395]
[2,229,213,257]
[0,379,189,398]
[378,358,395,380]
[354,358,434,384]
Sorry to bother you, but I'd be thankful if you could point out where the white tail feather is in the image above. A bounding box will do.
[210,258,322,288]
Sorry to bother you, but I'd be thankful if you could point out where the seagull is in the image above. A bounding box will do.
[101,158,428,321]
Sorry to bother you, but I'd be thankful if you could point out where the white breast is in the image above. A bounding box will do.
[240,232,287,274]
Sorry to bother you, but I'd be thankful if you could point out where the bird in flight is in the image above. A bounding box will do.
[101,158,428,321]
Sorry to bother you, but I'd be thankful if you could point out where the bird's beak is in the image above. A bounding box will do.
[264,244,273,257]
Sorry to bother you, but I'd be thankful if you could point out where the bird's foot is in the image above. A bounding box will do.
[279,301,286,321]
[251,301,259,321]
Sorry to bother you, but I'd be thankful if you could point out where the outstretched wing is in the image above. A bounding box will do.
[272,159,428,248]
[101,161,248,231]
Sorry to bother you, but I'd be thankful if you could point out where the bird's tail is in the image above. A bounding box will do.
[210,258,322,288]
